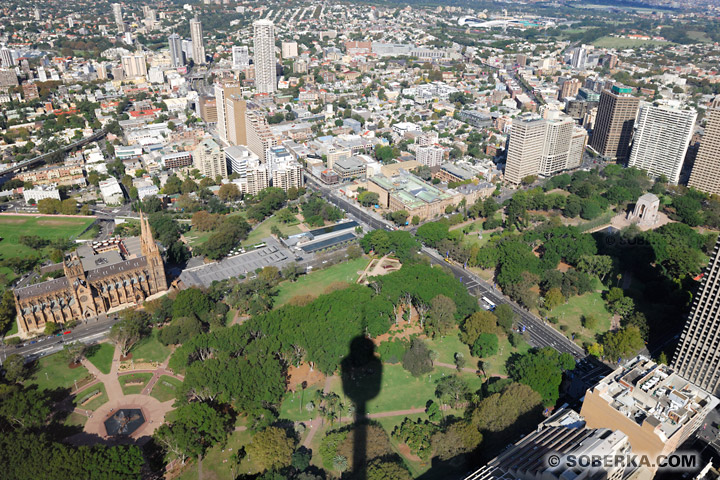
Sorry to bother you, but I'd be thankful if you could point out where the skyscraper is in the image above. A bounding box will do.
[168,33,184,67]
[589,85,639,162]
[112,3,124,33]
[121,54,147,78]
[253,19,277,94]
[505,112,585,184]
[190,17,205,65]
[627,101,696,184]
[214,83,243,144]
[232,46,250,70]
[673,237,720,396]
[0,47,16,68]
[193,138,227,179]
[688,96,720,195]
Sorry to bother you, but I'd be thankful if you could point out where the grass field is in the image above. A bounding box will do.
[334,363,483,415]
[185,228,213,248]
[130,329,171,363]
[274,257,368,306]
[86,343,114,374]
[150,375,183,403]
[119,372,153,395]
[592,36,671,48]
[549,289,612,346]
[480,334,530,377]
[279,384,321,422]
[0,215,94,260]
[73,383,108,411]
[425,331,473,365]
[28,353,92,392]
[177,426,261,480]
[64,411,88,427]
[242,215,302,247]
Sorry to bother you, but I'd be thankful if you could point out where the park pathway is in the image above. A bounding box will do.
[301,374,336,448]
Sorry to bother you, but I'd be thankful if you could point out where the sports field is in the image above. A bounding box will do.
[0,215,94,259]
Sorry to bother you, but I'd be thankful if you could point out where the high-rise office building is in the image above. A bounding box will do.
[232,46,250,70]
[505,112,585,184]
[34,7,40,21]
[214,83,243,144]
[193,138,228,179]
[0,47,16,68]
[673,237,720,395]
[589,85,640,161]
[168,33,184,67]
[571,46,587,69]
[628,101,696,184]
[281,41,298,59]
[112,3,124,33]
[688,96,720,195]
[253,19,277,94]
[120,54,147,78]
[190,17,205,65]
[225,95,247,147]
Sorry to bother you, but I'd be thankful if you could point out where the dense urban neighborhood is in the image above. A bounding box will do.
[4,0,720,479]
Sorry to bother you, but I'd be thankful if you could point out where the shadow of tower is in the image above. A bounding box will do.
[341,336,383,479]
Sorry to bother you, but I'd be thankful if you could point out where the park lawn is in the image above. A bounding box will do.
[481,334,530,377]
[28,353,92,392]
[185,228,213,248]
[86,343,114,374]
[0,215,94,260]
[274,257,368,306]
[64,411,88,428]
[130,329,171,363]
[150,375,183,403]
[73,383,108,411]
[119,372,153,395]
[333,363,482,415]
[177,427,261,480]
[425,330,473,365]
[242,215,302,247]
[375,412,432,478]
[279,384,321,422]
[549,290,612,346]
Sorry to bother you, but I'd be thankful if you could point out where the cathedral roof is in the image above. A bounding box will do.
[15,277,70,301]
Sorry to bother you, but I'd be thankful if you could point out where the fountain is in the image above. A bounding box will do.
[103,408,146,437]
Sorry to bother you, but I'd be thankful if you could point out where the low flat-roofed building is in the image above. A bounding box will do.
[435,163,479,184]
[161,151,193,169]
[580,355,719,474]
[99,177,125,205]
[333,156,367,181]
[23,184,60,203]
[459,110,493,128]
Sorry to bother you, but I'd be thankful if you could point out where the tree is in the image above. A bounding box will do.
[402,338,434,377]
[154,402,229,463]
[416,222,450,248]
[44,322,59,335]
[108,314,146,357]
[430,420,482,461]
[172,288,212,320]
[426,400,442,423]
[366,459,412,480]
[218,183,241,202]
[605,287,634,317]
[60,198,77,215]
[358,191,380,207]
[461,310,498,346]
[471,382,541,433]
[246,426,296,471]
[602,326,645,361]
[494,304,514,334]
[426,294,456,337]
[392,418,437,460]
[2,354,27,383]
[62,341,86,365]
[0,290,17,334]
[472,333,499,358]
[435,374,470,408]
[582,314,600,330]
[0,385,52,429]
[544,287,565,310]
[507,347,575,406]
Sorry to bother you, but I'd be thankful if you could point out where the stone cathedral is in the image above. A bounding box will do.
[13,213,168,335]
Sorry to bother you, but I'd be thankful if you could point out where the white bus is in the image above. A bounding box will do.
[482,296,496,311]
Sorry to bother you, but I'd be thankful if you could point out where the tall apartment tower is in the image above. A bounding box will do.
[688,96,720,195]
[120,54,147,78]
[168,33,184,67]
[246,107,277,162]
[225,95,247,147]
[589,85,639,161]
[673,237,720,395]
[232,46,250,70]
[214,83,243,145]
[112,3,124,33]
[190,17,205,65]
[193,138,228,179]
[253,19,277,94]
[505,116,547,185]
[628,101,696,184]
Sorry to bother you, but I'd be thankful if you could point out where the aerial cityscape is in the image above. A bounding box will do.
[4,0,720,479]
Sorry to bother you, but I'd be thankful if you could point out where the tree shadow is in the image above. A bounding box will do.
[341,336,383,480]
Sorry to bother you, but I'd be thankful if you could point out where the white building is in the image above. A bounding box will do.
[225,145,258,178]
[253,19,277,94]
[190,17,205,65]
[233,158,269,195]
[273,161,304,192]
[232,46,250,70]
[416,145,445,167]
[23,185,60,204]
[392,122,421,136]
[99,177,124,205]
[112,3,124,32]
[281,41,298,59]
[121,54,147,78]
[628,101,697,184]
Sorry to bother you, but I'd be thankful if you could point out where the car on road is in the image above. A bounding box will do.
[63,330,71,335]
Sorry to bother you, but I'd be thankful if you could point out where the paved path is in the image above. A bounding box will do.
[301,374,336,448]
[67,343,177,446]
[433,361,508,378]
